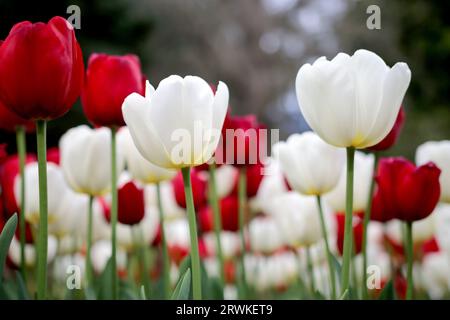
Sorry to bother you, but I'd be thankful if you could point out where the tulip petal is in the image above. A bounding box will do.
[122,92,173,168]
[363,62,411,148]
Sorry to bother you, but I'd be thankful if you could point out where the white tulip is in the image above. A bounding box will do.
[296,49,411,148]
[249,158,289,214]
[248,216,284,254]
[60,125,125,196]
[416,140,450,203]
[212,165,238,198]
[434,203,450,254]
[275,132,345,195]
[90,240,127,274]
[165,218,191,249]
[203,231,241,259]
[9,235,58,267]
[122,77,229,169]
[14,162,69,226]
[117,127,177,184]
[324,151,375,212]
[421,252,450,300]
[267,192,332,247]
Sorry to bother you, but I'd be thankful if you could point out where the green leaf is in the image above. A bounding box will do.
[339,289,349,300]
[378,280,396,300]
[178,255,191,277]
[171,268,191,300]
[0,214,18,284]
[140,285,147,300]
[15,271,29,300]
[97,258,113,300]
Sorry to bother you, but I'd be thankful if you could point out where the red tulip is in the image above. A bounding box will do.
[0,98,35,132]
[422,237,440,256]
[371,157,441,222]
[368,107,405,151]
[219,114,266,167]
[199,196,240,232]
[335,213,363,255]
[82,53,145,127]
[117,181,145,225]
[46,147,60,165]
[0,154,36,219]
[172,169,207,210]
[0,17,84,120]
[231,162,264,197]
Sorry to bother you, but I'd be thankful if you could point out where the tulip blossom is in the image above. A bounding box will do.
[118,127,176,184]
[385,215,435,246]
[117,180,145,226]
[416,140,450,203]
[122,77,229,169]
[296,50,411,149]
[199,196,239,232]
[325,152,375,213]
[421,252,450,299]
[0,17,83,120]
[8,235,58,268]
[0,154,36,218]
[267,192,331,248]
[172,169,207,210]
[219,114,266,166]
[14,162,69,226]
[367,107,405,151]
[60,125,125,196]
[371,157,441,222]
[82,54,145,127]
[203,231,241,260]
[434,204,450,255]
[212,165,238,199]
[248,216,284,254]
[275,132,345,196]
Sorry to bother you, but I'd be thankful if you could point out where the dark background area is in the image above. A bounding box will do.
[0,0,449,159]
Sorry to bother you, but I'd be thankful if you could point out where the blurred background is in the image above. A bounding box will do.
[0,0,449,159]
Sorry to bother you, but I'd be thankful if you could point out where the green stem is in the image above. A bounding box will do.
[362,152,379,299]
[316,195,336,299]
[306,246,315,295]
[137,225,151,299]
[208,164,225,291]
[238,167,248,299]
[156,182,171,299]
[110,127,118,300]
[405,221,414,300]
[181,167,202,300]
[16,125,27,282]
[36,120,47,300]
[341,146,355,295]
[85,195,94,289]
